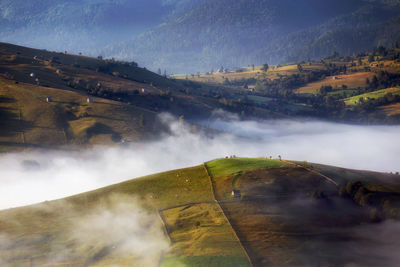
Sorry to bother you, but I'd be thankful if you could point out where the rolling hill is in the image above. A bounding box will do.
[0,42,294,150]
[0,157,399,266]
[1,41,400,152]
[0,42,176,151]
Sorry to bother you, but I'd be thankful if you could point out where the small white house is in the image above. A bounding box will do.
[30,73,35,77]
[56,69,62,74]
[87,97,94,103]
[46,97,52,102]
[232,190,241,198]
[141,88,146,93]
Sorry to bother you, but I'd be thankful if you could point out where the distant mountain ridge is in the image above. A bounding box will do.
[102,0,400,73]
[2,0,400,74]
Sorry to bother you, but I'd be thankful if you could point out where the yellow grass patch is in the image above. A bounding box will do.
[162,203,246,258]
[0,77,156,150]
[296,72,375,94]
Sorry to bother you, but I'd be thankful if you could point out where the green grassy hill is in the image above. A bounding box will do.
[0,158,399,266]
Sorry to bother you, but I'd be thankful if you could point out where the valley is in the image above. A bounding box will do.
[1,42,400,151]
[1,1,400,265]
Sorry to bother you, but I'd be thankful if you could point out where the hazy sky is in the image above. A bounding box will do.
[0,113,399,209]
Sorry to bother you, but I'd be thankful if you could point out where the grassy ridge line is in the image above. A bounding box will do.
[207,158,289,177]
[203,163,254,267]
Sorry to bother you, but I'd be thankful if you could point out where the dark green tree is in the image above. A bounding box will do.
[297,64,303,72]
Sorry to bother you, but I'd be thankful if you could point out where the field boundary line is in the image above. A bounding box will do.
[159,201,215,212]
[283,160,338,186]
[157,210,172,244]
[203,163,254,267]
[156,209,171,267]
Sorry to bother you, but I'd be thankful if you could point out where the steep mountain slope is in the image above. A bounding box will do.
[0,0,202,55]
[104,0,400,73]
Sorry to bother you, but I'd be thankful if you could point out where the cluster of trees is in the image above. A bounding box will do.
[218,97,254,116]
[339,180,400,221]
[223,77,257,87]
[371,45,400,60]
[306,95,346,117]
[261,63,269,72]
[255,74,303,97]
[255,64,344,98]
[356,93,400,112]
[366,71,400,90]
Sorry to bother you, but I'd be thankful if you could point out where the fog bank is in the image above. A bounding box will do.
[0,194,168,266]
[0,113,399,209]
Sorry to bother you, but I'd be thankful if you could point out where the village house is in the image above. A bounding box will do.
[232,190,241,198]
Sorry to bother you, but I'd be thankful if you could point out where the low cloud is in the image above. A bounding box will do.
[348,220,400,266]
[0,112,399,209]
[0,194,169,266]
